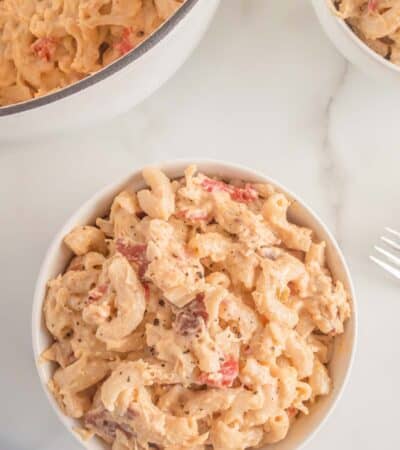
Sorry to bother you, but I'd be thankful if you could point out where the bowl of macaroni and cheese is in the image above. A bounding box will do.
[312,0,400,83]
[32,160,357,450]
[0,1,220,139]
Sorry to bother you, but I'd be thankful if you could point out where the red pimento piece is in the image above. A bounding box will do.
[31,37,57,61]
[230,184,258,202]
[201,177,232,194]
[198,355,239,388]
[219,356,239,386]
[143,282,150,301]
[114,27,134,56]
[87,284,108,303]
[200,177,258,203]
[287,406,297,418]
[175,294,208,336]
[115,239,148,278]
[368,0,378,12]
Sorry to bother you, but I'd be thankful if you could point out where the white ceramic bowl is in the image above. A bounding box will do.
[32,160,357,450]
[0,1,220,140]
[312,0,400,83]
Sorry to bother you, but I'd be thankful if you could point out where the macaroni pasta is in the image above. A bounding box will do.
[332,0,400,65]
[0,0,184,106]
[42,165,351,450]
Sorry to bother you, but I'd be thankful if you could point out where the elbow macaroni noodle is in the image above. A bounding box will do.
[0,0,184,107]
[42,165,351,450]
[331,0,400,65]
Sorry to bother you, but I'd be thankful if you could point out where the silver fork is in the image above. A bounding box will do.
[370,227,400,279]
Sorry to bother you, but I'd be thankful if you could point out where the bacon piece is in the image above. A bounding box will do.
[114,27,134,56]
[115,239,148,278]
[198,355,239,388]
[174,293,207,336]
[200,177,258,203]
[84,407,135,442]
[125,408,138,420]
[31,37,57,61]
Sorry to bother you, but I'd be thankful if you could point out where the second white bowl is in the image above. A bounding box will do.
[312,0,400,84]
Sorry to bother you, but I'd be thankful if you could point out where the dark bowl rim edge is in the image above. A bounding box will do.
[0,0,199,117]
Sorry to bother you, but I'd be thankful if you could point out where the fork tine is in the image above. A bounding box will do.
[370,255,400,279]
[374,246,400,267]
[381,236,400,251]
[385,227,400,238]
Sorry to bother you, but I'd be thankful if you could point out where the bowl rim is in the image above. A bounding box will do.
[314,0,400,74]
[32,159,358,450]
[0,0,199,118]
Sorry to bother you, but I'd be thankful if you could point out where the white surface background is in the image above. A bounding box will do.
[0,0,399,449]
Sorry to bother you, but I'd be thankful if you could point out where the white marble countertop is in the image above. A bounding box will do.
[1,0,399,449]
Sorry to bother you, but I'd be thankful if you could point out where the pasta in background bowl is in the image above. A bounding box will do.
[0,0,185,107]
[331,0,400,65]
[32,160,357,450]
[312,0,400,83]
[0,1,220,139]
